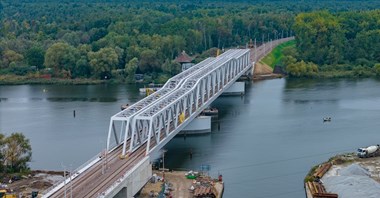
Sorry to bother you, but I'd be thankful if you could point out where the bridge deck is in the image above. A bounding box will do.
[49,142,145,197]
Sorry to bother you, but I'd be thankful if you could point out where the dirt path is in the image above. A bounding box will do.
[254,61,273,75]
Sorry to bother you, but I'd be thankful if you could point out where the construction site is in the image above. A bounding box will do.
[0,170,63,197]
[305,145,380,198]
[138,170,223,198]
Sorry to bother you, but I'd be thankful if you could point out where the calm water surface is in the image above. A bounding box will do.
[1,79,380,198]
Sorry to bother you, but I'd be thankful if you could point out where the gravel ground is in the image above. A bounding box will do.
[6,170,64,197]
[322,156,380,198]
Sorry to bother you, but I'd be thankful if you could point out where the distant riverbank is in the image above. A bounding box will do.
[0,74,108,85]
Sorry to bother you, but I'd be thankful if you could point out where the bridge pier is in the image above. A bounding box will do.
[113,187,127,198]
[105,156,152,198]
[222,81,245,96]
[179,115,212,135]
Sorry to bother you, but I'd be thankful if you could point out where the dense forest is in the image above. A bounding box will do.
[285,10,380,77]
[0,0,380,83]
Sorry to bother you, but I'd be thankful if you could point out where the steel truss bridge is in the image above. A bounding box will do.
[107,49,251,157]
[43,37,293,198]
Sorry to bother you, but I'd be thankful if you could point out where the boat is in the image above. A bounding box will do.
[202,107,219,116]
[323,117,331,122]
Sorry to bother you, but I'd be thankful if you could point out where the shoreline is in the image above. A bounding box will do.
[0,76,106,85]
[1,72,379,86]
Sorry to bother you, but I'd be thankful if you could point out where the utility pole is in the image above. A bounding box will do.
[102,149,108,174]
[61,163,67,198]
[254,38,257,63]
[264,43,266,54]
[162,149,167,181]
[271,39,273,51]
[70,164,73,198]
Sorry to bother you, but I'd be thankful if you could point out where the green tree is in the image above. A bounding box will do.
[138,49,160,73]
[0,134,5,172]
[3,133,32,172]
[373,63,380,76]
[25,46,45,69]
[75,57,91,78]
[293,11,344,65]
[74,44,92,77]
[0,1,3,21]
[44,42,79,76]
[125,57,138,83]
[354,30,380,63]
[2,50,24,68]
[88,47,119,79]
[162,59,181,75]
[61,31,81,47]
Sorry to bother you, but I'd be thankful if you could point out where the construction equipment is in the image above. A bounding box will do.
[0,190,16,198]
[357,145,380,158]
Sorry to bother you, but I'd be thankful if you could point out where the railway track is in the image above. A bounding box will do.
[50,143,128,197]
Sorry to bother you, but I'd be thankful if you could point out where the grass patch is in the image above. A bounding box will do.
[261,40,296,68]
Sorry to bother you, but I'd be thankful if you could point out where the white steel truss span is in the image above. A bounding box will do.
[106,49,239,152]
[106,49,250,156]
[129,49,251,155]
[106,57,216,152]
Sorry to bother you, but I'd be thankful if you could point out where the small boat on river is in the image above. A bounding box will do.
[202,107,219,116]
[323,117,331,122]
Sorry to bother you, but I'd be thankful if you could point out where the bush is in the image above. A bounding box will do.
[374,63,380,76]
[156,73,170,84]
[352,66,372,77]
[9,66,31,76]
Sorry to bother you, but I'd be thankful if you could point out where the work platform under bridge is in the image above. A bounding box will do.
[43,37,293,198]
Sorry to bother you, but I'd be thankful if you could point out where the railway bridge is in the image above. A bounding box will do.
[43,37,293,198]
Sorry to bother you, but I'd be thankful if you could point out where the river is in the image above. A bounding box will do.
[1,78,380,198]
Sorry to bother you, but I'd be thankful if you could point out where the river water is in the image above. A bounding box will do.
[1,78,380,198]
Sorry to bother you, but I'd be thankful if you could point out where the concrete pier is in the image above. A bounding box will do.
[106,156,152,198]
[179,116,211,135]
[222,81,245,95]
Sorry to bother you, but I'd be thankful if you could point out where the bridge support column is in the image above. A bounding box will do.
[222,81,245,96]
[179,115,211,135]
[105,156,152,198]
[113,187,127,198]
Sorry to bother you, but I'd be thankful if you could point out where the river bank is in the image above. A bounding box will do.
[0,74,105,85]
[1,170,63,197]
[305,152,380,198]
